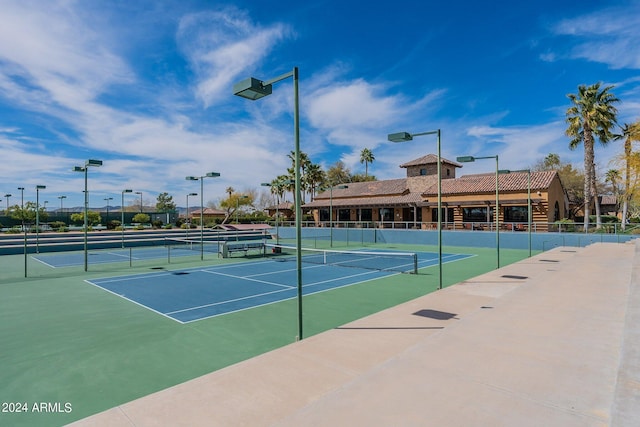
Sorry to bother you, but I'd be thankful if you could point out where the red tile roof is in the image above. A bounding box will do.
[422,170,560,196]
[399,155,462,168]
[302,169,562,209]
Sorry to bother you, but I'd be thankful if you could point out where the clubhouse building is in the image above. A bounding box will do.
[303,154,568,231]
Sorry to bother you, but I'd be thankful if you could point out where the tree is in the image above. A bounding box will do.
[326,161,351,185]
[350,173,377,182]
[360,148,375,177]
[287,150,312,202]
[305,163,327,201]
[132,213,150,224]
[533,153,562,171]
[605,169,622,216]
[219,193,253,224]
[70,211,101,227]
[155,192,176,212]
[11,202,49,224]
[533,153,584,218]
[614,121,640,228]
[566,82,619,229]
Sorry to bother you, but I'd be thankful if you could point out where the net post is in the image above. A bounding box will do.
[413,253,418,274]
[129,247,132,268]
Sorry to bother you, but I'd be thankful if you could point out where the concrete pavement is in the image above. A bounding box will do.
[70,242,640,426]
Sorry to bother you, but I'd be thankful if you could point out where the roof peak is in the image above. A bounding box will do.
[400,154,463,168]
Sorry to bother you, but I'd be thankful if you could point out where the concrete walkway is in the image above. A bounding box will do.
[70,242,640,426]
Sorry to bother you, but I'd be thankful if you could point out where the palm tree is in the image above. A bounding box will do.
[225,187,235,197]
[360,148,375,177]
[605,169,622,216]
[305,163,327,201]
[614,121,640,229]
[566,82,619,230]
[287,150,311,203]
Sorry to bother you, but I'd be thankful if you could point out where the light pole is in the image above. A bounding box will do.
[135,191,143,213]
[73,159,103,271]
[328,184,348,247]
[186,172,220,260]
[501,169,532,257]
[457,155,500,268]
[4,193,11,214]
[58,195,66,222]
[103,197,113,224]
[234,66,303,340]
[35,185,46,253]
[388,129,442,290]
[186,192,197,238]
[121,189,132,248]
[18,187,26,276]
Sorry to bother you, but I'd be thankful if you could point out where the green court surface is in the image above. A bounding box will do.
[0,240,536,426]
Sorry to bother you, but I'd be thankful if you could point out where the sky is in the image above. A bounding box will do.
[1,0,640,210]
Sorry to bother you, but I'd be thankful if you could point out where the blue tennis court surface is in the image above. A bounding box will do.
[86,251,473,323]
[32,246,209,267]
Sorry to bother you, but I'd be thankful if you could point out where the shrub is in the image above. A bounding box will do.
[554,218,575,232]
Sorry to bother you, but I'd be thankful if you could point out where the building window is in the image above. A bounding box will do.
[319,208,329,221]
[554,201,560,221]
[420,168,427,176]
[379,208,393,222]
[504,206,527,222]
[338,209,350,221]
[360,208,372,221]
[462,207,492,222]
[446,168,451,177]
[431,208,453,223]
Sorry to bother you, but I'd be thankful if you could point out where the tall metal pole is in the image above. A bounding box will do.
[84,168,89,271]
[122,191,126,248]
[329,186,334,247]
[293,66,303,340]
[36,187,41,254]
[527,170,532,257]
[200,178,204,260]
[436,130,442,289]
[19,187,26,277]
[495,156,500,269]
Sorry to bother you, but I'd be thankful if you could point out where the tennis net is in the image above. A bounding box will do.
[266,244,417,274]
[164,237,222,253]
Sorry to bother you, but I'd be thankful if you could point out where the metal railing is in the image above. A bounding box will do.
[263,220,640,235]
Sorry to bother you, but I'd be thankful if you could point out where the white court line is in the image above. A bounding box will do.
[84,279,185,324]
[169,266,387,316]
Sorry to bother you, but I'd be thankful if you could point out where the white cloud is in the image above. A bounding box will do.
[176,7,292,107]
[550,4,640,69]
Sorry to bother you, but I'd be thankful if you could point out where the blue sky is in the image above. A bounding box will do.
[1,0,640,209]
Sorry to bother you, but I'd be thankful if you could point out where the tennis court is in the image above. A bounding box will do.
[1,227,531,427]
[86,248,474,323]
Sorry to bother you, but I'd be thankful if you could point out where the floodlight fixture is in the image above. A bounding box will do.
[234,66,303,340]
[185,172,221,259]
[233,77,273,100]
[73,158,103,271]
[387,128,442,289]
[458,153,501,268]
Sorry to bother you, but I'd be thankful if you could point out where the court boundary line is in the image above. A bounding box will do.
[84,279,185,324]
[84,250,477,324]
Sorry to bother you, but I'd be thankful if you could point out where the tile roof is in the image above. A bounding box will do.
[422,170,560,196]
[302,171,562,209]
[599,195,618,205]
[399,154,462,168]
[314,179,408,200]
[303,192,423,208]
